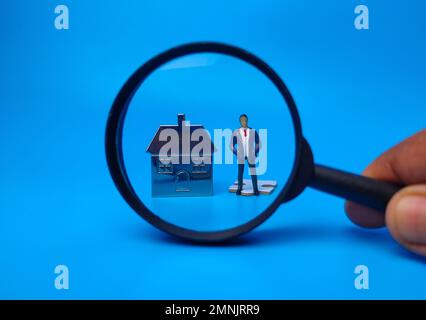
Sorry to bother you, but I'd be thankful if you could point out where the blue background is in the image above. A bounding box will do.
[0,0,425,299]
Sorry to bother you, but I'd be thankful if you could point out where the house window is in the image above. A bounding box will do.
[158,161,173,174]
[192,162,207,174]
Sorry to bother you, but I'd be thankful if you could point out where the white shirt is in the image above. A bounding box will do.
[239,127,250,157]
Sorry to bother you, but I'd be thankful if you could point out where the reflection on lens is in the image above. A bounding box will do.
[123,53,296,232]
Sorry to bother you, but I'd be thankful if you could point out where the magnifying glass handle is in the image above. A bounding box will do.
[309,164,403,213]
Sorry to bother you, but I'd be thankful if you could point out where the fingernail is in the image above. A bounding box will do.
[395,195,426,244]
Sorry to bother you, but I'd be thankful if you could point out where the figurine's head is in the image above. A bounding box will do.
[239,114,248,128]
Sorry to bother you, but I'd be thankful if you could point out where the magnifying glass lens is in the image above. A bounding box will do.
[123,53,296,232]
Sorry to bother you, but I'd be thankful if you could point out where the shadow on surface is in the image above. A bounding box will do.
[142,223,389,248]
[342,226,393,248]
[146,224,333,248]
[138,222,426,261]
[337,226,426,263]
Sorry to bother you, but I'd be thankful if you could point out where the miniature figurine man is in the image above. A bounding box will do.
[231,114,261,196]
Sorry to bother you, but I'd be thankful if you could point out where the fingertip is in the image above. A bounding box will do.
[345,201,386,229]
[386,185,426,257]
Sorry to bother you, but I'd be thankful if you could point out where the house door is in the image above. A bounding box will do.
[175,170,190,192]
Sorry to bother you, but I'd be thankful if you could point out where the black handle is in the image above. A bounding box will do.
[309,164,402,213]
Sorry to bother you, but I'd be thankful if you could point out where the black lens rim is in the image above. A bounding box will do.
[105,42,304,242]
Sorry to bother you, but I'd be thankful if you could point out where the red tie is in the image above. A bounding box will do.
[244,129,247,137]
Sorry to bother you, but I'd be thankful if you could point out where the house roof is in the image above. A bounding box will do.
[146,114,216,156]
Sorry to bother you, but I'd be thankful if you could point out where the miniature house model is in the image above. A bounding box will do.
[147,114,215,197]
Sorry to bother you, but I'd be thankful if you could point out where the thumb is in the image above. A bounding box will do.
[386,184,426,256]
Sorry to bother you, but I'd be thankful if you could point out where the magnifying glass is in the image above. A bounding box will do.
[105,42,402,242]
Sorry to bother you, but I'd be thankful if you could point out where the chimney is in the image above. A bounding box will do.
[177,114,186,127]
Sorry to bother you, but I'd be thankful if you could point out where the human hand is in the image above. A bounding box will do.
[345,129,426,256]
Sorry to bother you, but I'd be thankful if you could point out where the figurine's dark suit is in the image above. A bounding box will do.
[230,127,261,193]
